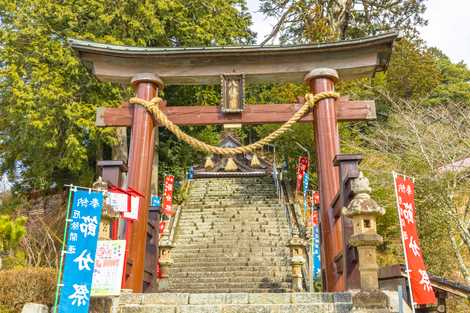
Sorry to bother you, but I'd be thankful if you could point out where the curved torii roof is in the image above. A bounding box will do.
[68,32,397,85]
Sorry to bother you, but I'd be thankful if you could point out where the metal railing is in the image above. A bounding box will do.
[273,165,311,291]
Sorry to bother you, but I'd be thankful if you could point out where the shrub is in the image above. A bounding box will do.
[0,267,56,312]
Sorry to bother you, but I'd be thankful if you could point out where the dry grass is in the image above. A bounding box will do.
[0,267,56,312]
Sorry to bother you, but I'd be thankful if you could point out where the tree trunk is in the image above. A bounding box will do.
[450,233,470,283]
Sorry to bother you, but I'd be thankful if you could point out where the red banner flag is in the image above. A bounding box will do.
[162,175,176,216]
[312,191,320,206]
[393,173,436,306]
[296,156,309,192]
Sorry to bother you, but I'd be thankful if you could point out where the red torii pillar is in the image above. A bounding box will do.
[305,68,343,292]
[125,73,163,292]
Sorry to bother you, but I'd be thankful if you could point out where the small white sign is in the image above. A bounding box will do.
[107,192,128,212]
[91,240,126,296]
[122,196,139,220]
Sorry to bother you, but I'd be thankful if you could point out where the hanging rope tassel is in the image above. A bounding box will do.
[204,156,215,170]
[250,154,261,168]
[129,91,339,155]
[225,157,238,171]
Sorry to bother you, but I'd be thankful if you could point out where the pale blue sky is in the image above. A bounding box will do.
[247,0,470,65]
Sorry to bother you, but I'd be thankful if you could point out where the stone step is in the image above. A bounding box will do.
[168,276,292,285]
[179,230,290,235]
[175,230,290,237]
[175,237,289,243]
[171,247,290,254]
[168,265,290,273]
[156,288,289,293]
[170,271,292,278]
[171,261,290,268]
[187,195,277,200]
[171,255,289,263]
[188,191,277,196]
[173,243,289,250]
[174,244,289,250]
[115,293,354,312]
[118,292,352,305]
[171,251,289,258]
[190,180,274,186]
[184,207,282,212]
[179,215,284,220]
[171,250,290,257]
[167,282,291,290]
[179,213,286,220]
[184,201,281,207]
[114,293,355,312]
[186,190,277,195]
[189,187,276,192]
[176,226,290,232]
[181,206,282,212]
[178,218,287,224]
[176,225,289,231]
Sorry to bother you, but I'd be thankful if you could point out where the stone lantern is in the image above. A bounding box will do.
[287,232,306,292]
[92,176,118,240]
[343,172,391,312]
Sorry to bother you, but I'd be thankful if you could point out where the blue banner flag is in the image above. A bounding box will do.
[58,190,103,313]
[151,195,161,207]
[303,172,309,218]
[187,166,194,180]
[312,211,321,280]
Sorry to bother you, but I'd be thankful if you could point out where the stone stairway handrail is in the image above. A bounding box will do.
[159,180,190,246]
[277,172,310,291]
[168,205,181,245]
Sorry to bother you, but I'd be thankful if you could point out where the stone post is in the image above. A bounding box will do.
[158,240,174,290]
[288,233,306,292]
[343,172,391,312]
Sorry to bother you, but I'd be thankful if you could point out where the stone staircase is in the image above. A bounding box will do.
[165,176,292,293]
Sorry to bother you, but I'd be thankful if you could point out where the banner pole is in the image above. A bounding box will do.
[392,172,416,313]
[53,185,74,313]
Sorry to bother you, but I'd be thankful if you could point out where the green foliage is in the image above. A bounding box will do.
[0,215,26,253]
[349,94,470,280]
[0,0,254,193]
[427,50,470,106]
[258,0,426,44]
[385,40,441,99]
[0,267,56,312]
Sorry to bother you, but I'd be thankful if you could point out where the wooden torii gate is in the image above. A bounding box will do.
[69,32,397,293]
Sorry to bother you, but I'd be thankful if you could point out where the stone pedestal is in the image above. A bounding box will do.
[291,256,305,292]
[158,241,174,290]
[350,290,390,313]
[288,234,306,292]
[350,233,383,290]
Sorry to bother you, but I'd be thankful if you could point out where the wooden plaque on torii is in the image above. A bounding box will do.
[69,32,397,293]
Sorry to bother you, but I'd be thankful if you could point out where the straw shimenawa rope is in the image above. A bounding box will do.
[129,91,339,155]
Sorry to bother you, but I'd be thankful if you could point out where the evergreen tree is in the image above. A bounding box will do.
[259,0,427,44]
[0,0,254,192]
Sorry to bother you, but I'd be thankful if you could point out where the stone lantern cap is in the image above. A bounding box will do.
[159,240,174,249]
[343,172,385,217]
[288,234,306,248]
